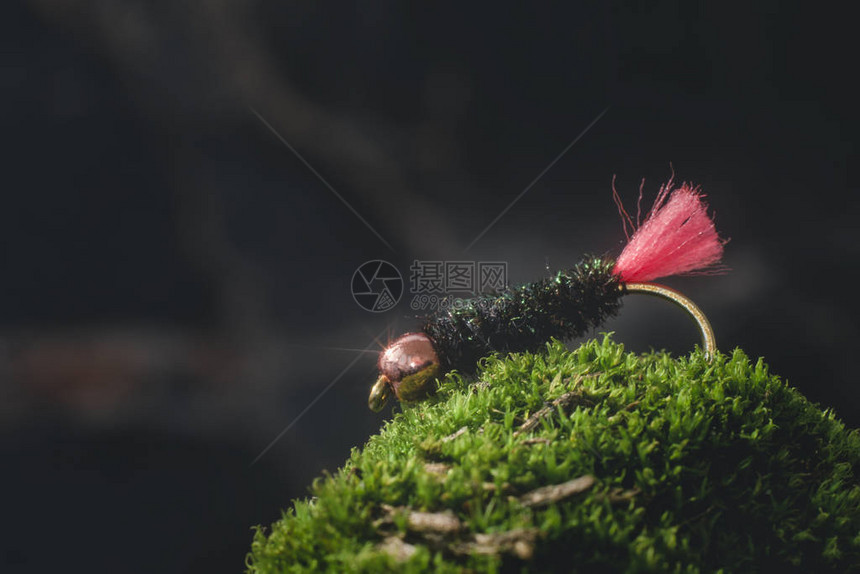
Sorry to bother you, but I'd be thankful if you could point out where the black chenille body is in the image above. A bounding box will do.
[423,256,624,375]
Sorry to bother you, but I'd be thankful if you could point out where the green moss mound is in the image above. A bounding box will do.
[247,336,860,573]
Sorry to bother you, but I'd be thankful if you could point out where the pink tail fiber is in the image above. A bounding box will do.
[613,181,725,283]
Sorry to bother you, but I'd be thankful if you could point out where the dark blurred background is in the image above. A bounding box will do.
[2,1,856,572]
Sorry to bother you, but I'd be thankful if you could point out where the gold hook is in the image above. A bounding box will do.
[368,375,391,412]
[623,282,716,359]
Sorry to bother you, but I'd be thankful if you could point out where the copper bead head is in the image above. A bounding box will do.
[368,332,441,411]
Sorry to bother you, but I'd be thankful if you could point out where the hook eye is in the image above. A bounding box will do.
[368,375,391,412]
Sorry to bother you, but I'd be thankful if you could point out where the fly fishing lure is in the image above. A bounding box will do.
[369,178,726,411]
